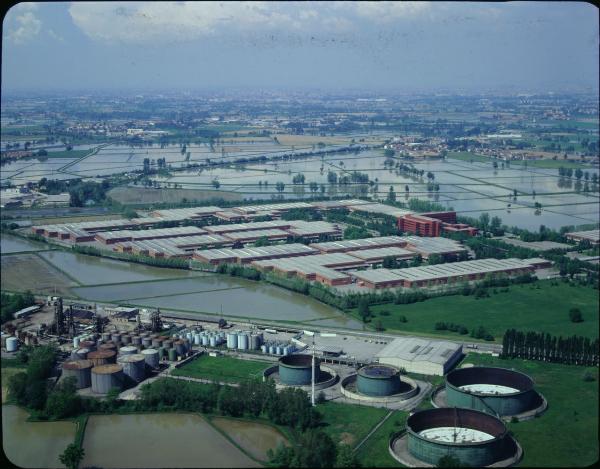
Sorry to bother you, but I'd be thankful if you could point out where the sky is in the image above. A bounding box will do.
[1,1,598,93]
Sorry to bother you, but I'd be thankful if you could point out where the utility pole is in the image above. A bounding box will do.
[311,333,316,407]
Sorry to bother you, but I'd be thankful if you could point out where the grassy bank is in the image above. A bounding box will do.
[350,280,599,341]
[171,354,272,383]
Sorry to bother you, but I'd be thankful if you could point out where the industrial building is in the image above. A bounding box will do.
[443,367,544,418]
[95,226,206,244]
[565,229,600,245]
[193,243,317,265]
[310,236,408,253]
[352,258,548,289]
[375,337,462,376]
[399,407,518,466]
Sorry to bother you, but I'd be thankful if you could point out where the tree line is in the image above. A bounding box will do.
[502,329,599,366]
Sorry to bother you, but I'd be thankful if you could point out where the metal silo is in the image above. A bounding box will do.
[250,334,262,350]
[237,333,249,350]
[91,364,124,394]
[6,337,19,352]
[121,335,132,345]
[101,332,111,342]
[142,337,152,348]
[62,360,93,389]
[157,347,165,360]
[201,335,209,346]
[111,333,121,345]
[261,344,268,354]
[118,354,146,383]
[87,350,117,366]
[268,344,275,354]
[73,337,81,349]
[194,334,201,345]
[168,348,177,361]
[174,340,186,356]
[283,346,289,356]
[226,332,238,349]
[73,348,90,360]
[131,336,142,346]
[209,336,217,347]
[99,343,117,352]
[142,348,160,369]
[275,345,282,355]
[151,338,163,348]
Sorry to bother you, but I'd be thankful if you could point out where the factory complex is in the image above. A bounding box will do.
[565,229,600,245]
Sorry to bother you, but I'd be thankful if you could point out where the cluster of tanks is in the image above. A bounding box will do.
[63,330,196,394]
[390,366,546,467]
[1,333,20,352]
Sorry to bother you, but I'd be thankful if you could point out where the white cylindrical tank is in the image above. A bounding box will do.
[226,333,238,349]
[201,335,209,346]
[276,345,282,355]
[237,333,249,350]
[6,337,19,352]
[261,345,267,354]
[268,344,275,354]
[194,334,201,345]
[73,337,81,348]
[209,336,217,347]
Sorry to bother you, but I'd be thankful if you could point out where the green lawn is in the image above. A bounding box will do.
[354,410,406,467]
[448,151,593,169]
[448,151,490,164]
[464,353,598,467]
[352,280,599,342]
[317,401,389,448]
[171,354,271,383]
[41,149,91,159]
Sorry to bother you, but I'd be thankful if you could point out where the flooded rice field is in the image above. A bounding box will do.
[80,413,268,468]
[2,405,77,469]
[0,234,50,254]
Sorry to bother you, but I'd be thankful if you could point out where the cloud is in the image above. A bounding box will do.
[6,7,42,44]
[353,1,432,22]
[48,29,65,42]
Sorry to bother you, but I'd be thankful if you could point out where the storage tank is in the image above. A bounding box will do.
[168,348,177,361]
[357,364,402,397]
[237,333,249,350]
[111,333,121,344]
[119,345,138,356]
[131,336,142,346]
[157,347,165,360]
[62,360,93,389]
[194,334,201,345]
[6,337,19,352]
[80,340,96,351]
[72,348,90,360]
[151,338,163,348]
[142,337,152,348]
[91,364,124,394]
[101,332,111,342]
[121,335,132,345]
[209,336,217,347]
[445,367,539,417]
[163,339,173,349]
[404,408,512,467]
[201,335,209,346]
[268,344,275,355]
[261,345,268,354]
[278,354,319,386]
[87,350,117,366]
[118,354,146,383]
[73,337,81,349]
[99,343,116,351]
[283,346,290,356]
[142,349,160,369]
[250,334,263,350]
[226,332,238,349]
[175,340,186,356]
[276,345,282,355]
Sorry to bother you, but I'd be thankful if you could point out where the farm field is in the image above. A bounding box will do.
[0,253,76,295]
[171,355,272,383]
[353,280,600,341]
[107,186,243,205]
[465,353,599,467]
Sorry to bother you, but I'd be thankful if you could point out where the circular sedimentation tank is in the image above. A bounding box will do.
[87,350,117,366]
[445,367,538,417]
[405,408,513,467]
[91,364,124,394]
[278,354,319,386]
[357,364,402,397]
[62,359,93,389]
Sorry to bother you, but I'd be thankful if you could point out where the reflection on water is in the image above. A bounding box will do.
[2,405,76,469]
[81,413,261,468]
[0,234,49,253]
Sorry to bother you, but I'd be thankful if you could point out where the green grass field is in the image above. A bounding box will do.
[355,410,406,467]
[351,281,599,342]
[41,150,91,159]
[317,401,389,448]
[464,353,598,467]
[171,354,271,383]
[448,151,593,169]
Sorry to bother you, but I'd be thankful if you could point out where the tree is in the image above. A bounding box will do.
[387,186,396,202]
[275,182,285,194]
[478,212,490,232]
[254,236,269,247]
[336,444,361,468]
[489,216,502,235]
[384,148,395,158]
[212,179,220,189]
[358,300,371,322]
[569,308,584,323]
[59,444,85,469]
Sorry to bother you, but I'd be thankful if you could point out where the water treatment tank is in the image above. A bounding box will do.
[87,350,117,366]
[6,337,19,352]
[237,333,249,350]
[141,348,160,369]
[91,364,124,394]
[226,332,238,349]
[62,360,93,389]
[357,364,402,397]
[118,354,146,383]
[119,345,138,356]
[278,354,319,386]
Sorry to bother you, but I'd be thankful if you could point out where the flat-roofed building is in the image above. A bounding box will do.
[346,246,415,265]
[285,220,342,240]
[565,229,600,245]
[95,226,205,244]
[310,236,407,253]
[347,203,414,219]
[193,243,317,265]
[231,201,313,216]
[223,228,290,244]
[376,337,463,375]
[401,236,467,259]
[149,206,222,219]
[204,220,292,234]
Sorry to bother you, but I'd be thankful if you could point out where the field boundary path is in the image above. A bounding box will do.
[352,410,394,453]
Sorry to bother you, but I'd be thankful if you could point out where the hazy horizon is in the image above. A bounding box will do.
[2,1,599,93]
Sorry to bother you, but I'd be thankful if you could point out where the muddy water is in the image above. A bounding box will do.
[2,405,77,468]
[212,417,288,461]
[0,234,49,254]
[80,413,261,468]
